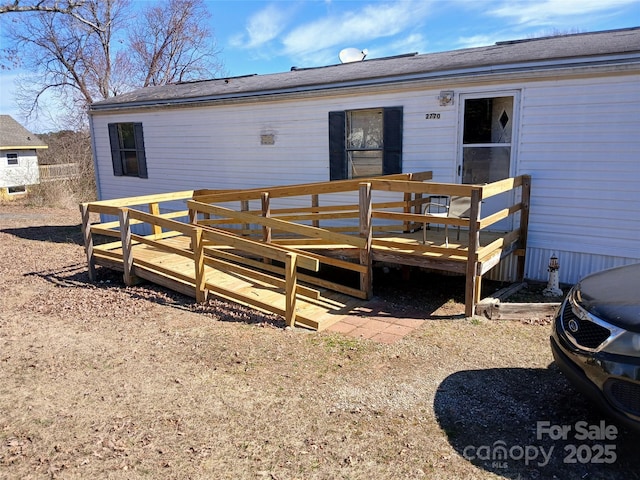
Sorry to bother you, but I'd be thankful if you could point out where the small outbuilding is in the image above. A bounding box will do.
[88,28,640,285]
[0,115,48,199]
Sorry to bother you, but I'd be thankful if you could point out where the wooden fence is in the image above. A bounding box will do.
[39,163,81,182]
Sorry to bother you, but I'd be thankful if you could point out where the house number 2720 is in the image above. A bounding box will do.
[425,113,441,119]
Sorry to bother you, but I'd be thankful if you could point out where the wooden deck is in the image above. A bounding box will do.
[80,172,531,328]
[92,235,363,331]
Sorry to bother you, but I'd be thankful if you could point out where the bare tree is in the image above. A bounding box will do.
[30,129,97,205]
[2,0,129,126]
[129,0,223,87]
[0,0,84,15]
[1,0,223,126]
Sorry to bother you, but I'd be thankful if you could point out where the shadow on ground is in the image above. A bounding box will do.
[26,260,286,327]
[365,266,470,319]
[434,366,640,480]
[1,224,84,245]
[3,220,496,326]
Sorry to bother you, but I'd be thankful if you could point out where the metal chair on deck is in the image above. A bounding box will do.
[422,195,471,247]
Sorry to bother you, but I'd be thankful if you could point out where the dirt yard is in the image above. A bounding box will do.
[1,203,638,480]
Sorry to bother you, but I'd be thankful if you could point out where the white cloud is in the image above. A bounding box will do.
[454,34,500,49]
[386,33,428,55]
[447,0,638,50]
[488,0,638,26]
[229,3,291,49]
[282,0,432,64]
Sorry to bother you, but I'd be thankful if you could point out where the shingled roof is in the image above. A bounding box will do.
[0,115,48,150]
[91,27,640,111]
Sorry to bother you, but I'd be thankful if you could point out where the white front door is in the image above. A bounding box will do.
[457,92,519,231]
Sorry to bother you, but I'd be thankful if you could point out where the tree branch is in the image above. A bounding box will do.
[0,0,85,15]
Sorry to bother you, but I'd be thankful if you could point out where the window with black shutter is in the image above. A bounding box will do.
[329,106,402,180]
[108,123,148,178]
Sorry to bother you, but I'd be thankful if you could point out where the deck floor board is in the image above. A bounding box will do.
[94,235,366,330]
[92,227,514,329]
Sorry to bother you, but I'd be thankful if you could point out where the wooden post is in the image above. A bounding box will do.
[241,200,250,236]
[465,189,482,317]
[517,175,531,281]
[359,182,373,299]
[148,202,162,238]
[189,205,210,226]
[261,192,271,242]
[285,252,298,327]
[403,173,413,233]
[118,208,137,286]
[474,275,483,305]
[188,205,197,250]
[189,204,197,225]
[261,192,272,264]
[79,203,96,281]
[311,194,320,228]
[193,227,208,303]
[414,193,423,232]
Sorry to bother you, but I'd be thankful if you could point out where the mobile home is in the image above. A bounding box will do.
[89,28,640,285]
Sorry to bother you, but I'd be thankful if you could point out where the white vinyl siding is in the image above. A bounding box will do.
[0,150,40,188]
[90,70,640,284]
[518,76,640,254]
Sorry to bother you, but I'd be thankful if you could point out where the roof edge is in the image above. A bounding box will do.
[0,145,49,150]
[89,52,640,113]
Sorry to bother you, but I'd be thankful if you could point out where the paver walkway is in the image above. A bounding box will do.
[325,299,426,344]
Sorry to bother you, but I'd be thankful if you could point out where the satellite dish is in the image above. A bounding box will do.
[339,47,368,63]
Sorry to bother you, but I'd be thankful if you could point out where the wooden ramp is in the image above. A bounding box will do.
[92,234,363,331]
[81,173,531,322]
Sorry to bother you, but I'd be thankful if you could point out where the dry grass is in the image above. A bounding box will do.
[1,203,638,480]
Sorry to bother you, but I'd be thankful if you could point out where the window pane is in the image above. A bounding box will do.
[462,146,510,184]
[463,97,513,144]
[347,109,383,149]
[7,153,18,165]
[8,185,26,194]
[349,150,383,178]
[118,124,136,149]
[123,151,139,176]
[463,99,492,143]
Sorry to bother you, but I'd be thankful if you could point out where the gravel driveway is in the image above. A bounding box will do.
[1,203,638,479]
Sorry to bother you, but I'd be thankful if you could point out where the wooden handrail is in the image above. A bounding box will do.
[188,200,367,249]
[114,205,321,323]
[126,208,195,236]
[80,172,531,321]
[369,179,478,196]
[192,171,433,203]
[480,176,525,199]
[372,210,471,228]
[84,190,194,208]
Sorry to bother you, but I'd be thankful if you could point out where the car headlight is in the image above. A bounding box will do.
[601,331,640,356]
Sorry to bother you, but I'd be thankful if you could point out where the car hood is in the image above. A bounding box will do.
[577,263,640,333]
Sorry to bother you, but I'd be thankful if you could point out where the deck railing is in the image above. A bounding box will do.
[80,192,320,327]
[80,171,530,319]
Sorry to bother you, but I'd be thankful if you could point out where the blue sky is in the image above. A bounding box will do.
[1,0,639,132]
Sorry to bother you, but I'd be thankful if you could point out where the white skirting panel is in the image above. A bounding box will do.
[484,252,519,283]
[524,248,640,286]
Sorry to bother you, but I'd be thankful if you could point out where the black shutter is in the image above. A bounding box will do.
[383,106,403,175]
[133,123,148,178]
[328,111,346,180]
[108,123,123,176]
